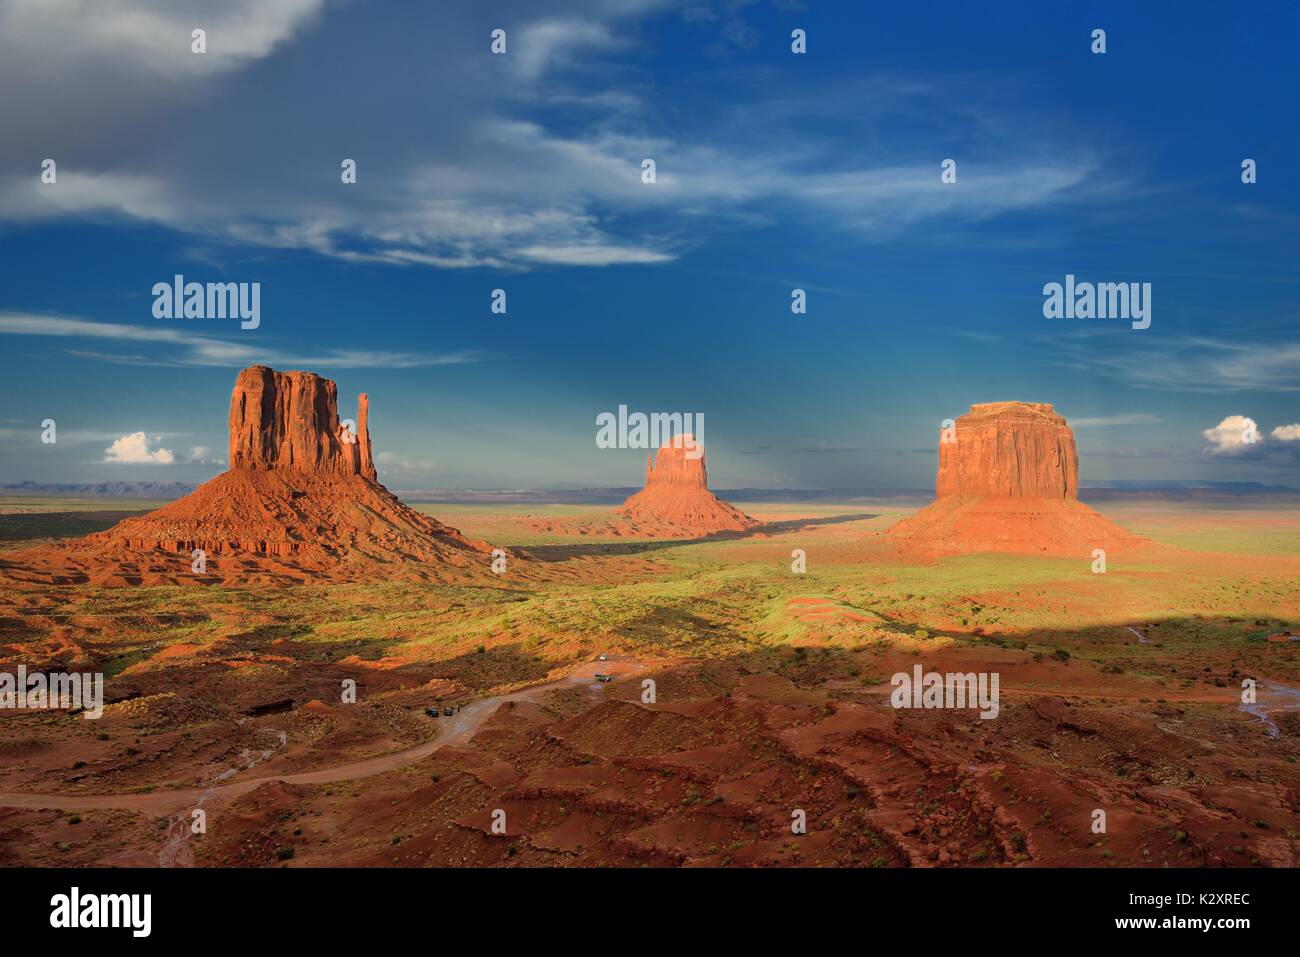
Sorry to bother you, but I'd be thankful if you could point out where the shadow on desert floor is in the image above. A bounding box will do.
[0,509,153,543]
[514,511,880,561]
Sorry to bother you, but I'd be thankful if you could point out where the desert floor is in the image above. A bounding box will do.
[1,495,1298,867]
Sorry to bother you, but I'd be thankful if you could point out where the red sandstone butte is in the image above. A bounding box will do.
[619,434,759,537]
[3,366,489,586]
[936,402,1078,499]
[228,365,376,479]
[888,402,1146,556]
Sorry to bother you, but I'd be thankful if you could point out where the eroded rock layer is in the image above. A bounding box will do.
[888,402,1146,557]
[2,366,489,585]
[937,402,1078,499]
[618,435,759,537]
[229,365,376,479]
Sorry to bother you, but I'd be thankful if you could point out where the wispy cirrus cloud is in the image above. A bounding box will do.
[0,424,189,445]
[1070,413,1162,427]
[374,451,443,475]
[1051,328,1300,393]
[0,1,1124,271]
[508,16,625,81]
[0,312,486,369]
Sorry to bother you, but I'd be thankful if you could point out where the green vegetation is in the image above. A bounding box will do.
[4,498,1298,699]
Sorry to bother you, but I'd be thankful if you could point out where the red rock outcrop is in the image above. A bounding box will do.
[936,402,1078,499]
[4,366,491,585]
[228,366,376,479]
[639,436,710,489]
[619,435,759,537]
[888,402,1146,556]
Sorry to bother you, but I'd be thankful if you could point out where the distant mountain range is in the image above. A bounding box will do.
[393,487,937,504]
[396,483,1300,504]
[5,480,1297,504]
[1,481,198,498]
[1079,480,1300,501]
[1082,480,1299,491]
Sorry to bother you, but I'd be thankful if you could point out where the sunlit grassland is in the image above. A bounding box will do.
[1098,501,1300,555]
[5,498,1299,691]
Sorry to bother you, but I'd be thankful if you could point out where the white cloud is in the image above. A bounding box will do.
[185,445,220,465]
[0,0,329,185]
[105,431,174,464]
[0,0,326,76]
[506,1,676,81]
[1070,413,1161,427]
[0,312,486,369]
[518,244,674,266]
[0,169,180,223]
[0,312,183,342]
[0,130,1098,271]
[374,451,440,476]
[0,1,1119,271]
[1200,417,1300,462]
[1054,331,1300,393]
[1202,415,1261,455]
[511,18,622,81]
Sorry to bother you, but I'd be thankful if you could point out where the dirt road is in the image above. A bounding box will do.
[0,657,648,816]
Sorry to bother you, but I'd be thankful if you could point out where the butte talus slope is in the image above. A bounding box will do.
[618,435,759,538]
[2,366,489,586]
[887,402,1148,556]
[525,434,759,539]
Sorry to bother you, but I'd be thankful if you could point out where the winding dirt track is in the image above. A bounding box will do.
[0,658,649,816]
[3,656,1284,820]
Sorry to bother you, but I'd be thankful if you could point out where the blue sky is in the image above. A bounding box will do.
[1,0,1297,490]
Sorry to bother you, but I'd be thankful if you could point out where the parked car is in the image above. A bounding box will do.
[594,673,612,683]
[424,707,440,717]
[597,654,608,661]
[444,707,455,716]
